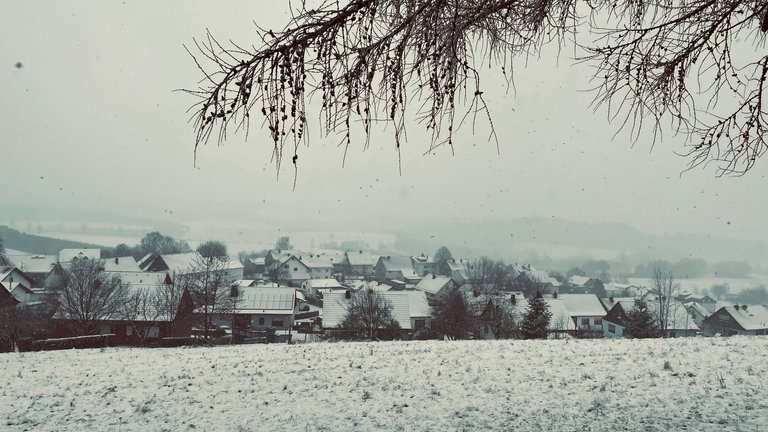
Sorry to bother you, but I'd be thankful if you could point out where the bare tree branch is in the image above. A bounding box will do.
[184,0,768,178]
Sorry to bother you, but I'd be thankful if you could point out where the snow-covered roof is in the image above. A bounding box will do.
[345,251,376,266]
[414,274,452,295]
[377,256,414,272]
[686,302,711,318]
[59,248,101,262]
[302,278,344,289]
[720,305,768,331]
[236,287,296,314]
[558,294,606,317]
[102,256,141,272]
[544,298,573,330]
[158,252,201,273]
[568,275,592,286]
[600,297,636,310]
[299,255,335,269]
[112,271,169,289]
[5,253,57,274]
[411,254,433,264]
[322,290,420,330]
[407,291,430,318]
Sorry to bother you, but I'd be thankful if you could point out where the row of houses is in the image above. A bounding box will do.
[4,248,768,347]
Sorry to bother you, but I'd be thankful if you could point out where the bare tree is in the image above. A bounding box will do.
[340,289,395,339]
[176,255,236,340]
[549,312,572,339]
[465,257,511,294]
[479,296,520,339]
[120,286,166,343]
[651,266,679,337]
[56,259,128,336]
[185,0,768,178]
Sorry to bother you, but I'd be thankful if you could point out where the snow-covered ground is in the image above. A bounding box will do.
[1,337,767,431]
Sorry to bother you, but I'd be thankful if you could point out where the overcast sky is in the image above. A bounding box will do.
[2,1,766,246]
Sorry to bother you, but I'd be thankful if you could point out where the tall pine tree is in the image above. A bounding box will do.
[520,291,552,339]
[624,299,659,338]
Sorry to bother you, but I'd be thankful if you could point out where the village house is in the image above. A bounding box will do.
[374,255,421,283]
[555,293,608,335]
[565,275,606,295]
[278,255,310,286]
[139,252,244,281]
[52,270,195,344]
[341,250,377,278]
[5,252,58,288]
[58,248,101,263]
[601,298,635,338]
[411,254,435,277]
[700,304,768,336]
[511,265,560,294]
[263,249,304,277]
[301,254,337,279]
[686,302,712,328]
[321,290,430,335]
[1,266,39,305]
[414,273,457,304]
[223,286,299,334]
[602,297,699,338]
[301,278,346,295]
[436,258,470,279]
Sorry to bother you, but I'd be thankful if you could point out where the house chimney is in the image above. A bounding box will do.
[553,291,558,299]
[114,257,119,264]
[432,273,436,279]
[511,294,516,304]
[742,305,748,311]
[609,296,614,303]
[345,290,351,299]
[734,305,739,311]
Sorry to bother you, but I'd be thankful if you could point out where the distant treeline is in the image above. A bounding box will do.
[0,225,103,255]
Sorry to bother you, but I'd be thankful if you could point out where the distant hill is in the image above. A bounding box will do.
[393,217,768,264]
[0,225,104,255]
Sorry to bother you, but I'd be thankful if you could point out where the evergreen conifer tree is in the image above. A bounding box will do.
[431,287,471,340]
[624,299,659,338]
[520,291,552,339]
[0,238,10,267]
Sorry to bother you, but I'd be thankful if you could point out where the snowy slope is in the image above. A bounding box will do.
[1,337,767,431]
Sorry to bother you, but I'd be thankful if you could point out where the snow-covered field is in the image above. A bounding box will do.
[1,337,767,431]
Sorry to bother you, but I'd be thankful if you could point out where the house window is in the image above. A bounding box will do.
[594,318,602,326]
[294,267,298,271]
[258,317,265,326]
[581,318,590,326]
[414,319,425,330]
[608,324,616,333]
[272,319,284,327]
